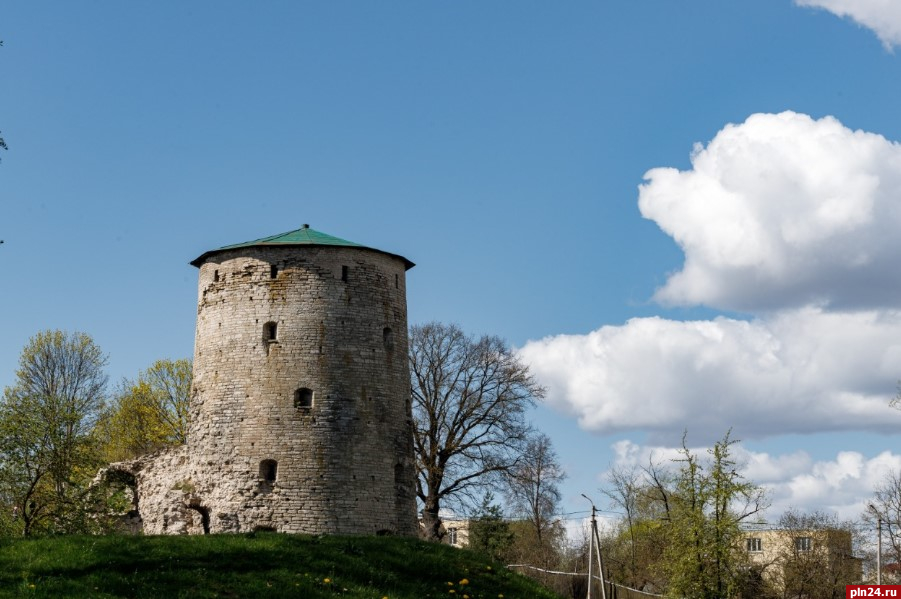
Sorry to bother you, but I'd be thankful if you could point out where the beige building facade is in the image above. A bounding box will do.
[743,527,861,591]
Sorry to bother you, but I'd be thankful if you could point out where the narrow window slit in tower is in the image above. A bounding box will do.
[270,265,278,279]
[264,322,278,342]
[341,265,348,282]
[395,274,399,289]
[294,388,313,409]
[259,459,278,483]
[214,270,220,282]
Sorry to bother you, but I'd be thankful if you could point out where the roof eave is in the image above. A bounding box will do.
[189,244,415,270]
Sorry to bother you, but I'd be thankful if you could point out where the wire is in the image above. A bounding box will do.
[506,564,667,598]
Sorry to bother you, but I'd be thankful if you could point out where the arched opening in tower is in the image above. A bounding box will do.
[186,504,211,535]
[100,468,142,533]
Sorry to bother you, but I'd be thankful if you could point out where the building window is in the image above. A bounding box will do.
[270,264,278,279]
[746,538,762,552]
[294,388,313,409]
[264,322,278,342]
[395,273,399,289]
[447,527,458,546]
[795,536,812,552]
[259,459,278,483]
[213,269,220,282]
[341,265,348,282]
[383,327,394,351]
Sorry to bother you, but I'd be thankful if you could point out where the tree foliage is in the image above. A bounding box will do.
[467,492,514,561]
[409,322,545,541]
[0,330,108,535]
[97,358,191,462]
[602,464,670,593]
[601,431,767,598]
[660,432,766,599]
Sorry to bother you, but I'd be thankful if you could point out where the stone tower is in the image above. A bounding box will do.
[103,225,418,536]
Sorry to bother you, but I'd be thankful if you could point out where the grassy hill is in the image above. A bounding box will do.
[0,532,562,598]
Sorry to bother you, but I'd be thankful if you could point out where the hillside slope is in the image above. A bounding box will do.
[0,533,562,598]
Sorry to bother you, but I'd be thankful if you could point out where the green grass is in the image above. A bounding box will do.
[0,533,562,598]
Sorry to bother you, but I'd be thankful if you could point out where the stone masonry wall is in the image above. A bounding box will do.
[103,244,417,536]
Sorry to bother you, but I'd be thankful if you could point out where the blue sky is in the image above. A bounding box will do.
[3,1,901,528]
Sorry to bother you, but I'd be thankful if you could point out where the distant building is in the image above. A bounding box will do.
[743,527,861,592]
[441,519,471,548]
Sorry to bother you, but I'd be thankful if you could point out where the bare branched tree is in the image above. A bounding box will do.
[775,509,861,599]
[409,322,545,541]
[868,469,901,572]
[505,432,565,544]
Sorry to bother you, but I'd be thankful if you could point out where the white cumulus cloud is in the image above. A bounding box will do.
[519,308,901,443]
[639,111,901,312]
[797,0,901,49]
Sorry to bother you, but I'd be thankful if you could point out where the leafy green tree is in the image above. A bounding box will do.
[0,330,108,535]
[97,358,191,462]
[658,431,767,599]
[467,492,514,561]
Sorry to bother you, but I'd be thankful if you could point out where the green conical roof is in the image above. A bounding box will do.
[190,224,414,269]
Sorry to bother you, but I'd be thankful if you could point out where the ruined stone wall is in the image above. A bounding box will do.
[105,244,418,536]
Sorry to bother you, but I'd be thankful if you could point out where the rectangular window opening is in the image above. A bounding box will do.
[270,265,278,279]
[341,265,348,282]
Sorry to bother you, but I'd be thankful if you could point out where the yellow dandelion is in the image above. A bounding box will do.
[449,591,456,595]
[459,578,469,585]
[28,585,35,589]
[323,578,331,584]
[447,581,454,586]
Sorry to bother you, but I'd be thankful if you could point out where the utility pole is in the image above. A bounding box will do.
[582,494,608,599]
[878,512,883,585]
[869,503,883,585]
